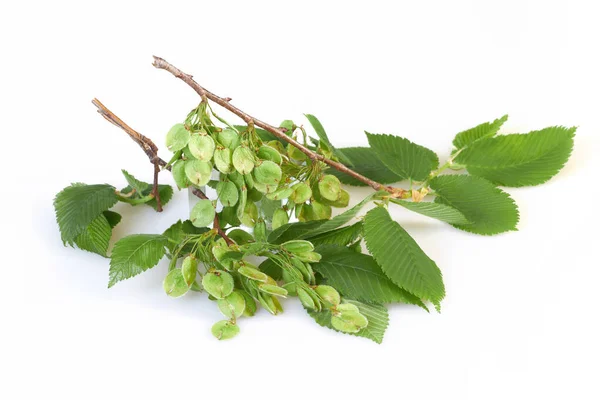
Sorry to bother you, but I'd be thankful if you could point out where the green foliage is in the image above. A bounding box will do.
[121,169,149,194]
[314,245,427,307]
[304,114,352,165]
[390,199,470,225]
[109,234,168,287]
[54,183,118,244]
[308,222,363,247]
[58,85,575,342]
[430,175,519,235]
[364,207,445,308]
[330,147,402,186]
[366,133,439,181]
[454,126,576,187]
[452,114,508,149]
[73,213,112,256]
[309,300,389,343]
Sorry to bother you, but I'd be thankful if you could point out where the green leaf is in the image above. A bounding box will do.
[299,191,386,239]
[454,126,576,187]
[162,220,209,254]
[430,175,519,235]
[258,258,283,281]
[121,170,149,194]
[268,220,326,244]
[146,185,174,210]
[109,234,168,287]
[73,213,112,256]
[364,207,445,307]
[308,222,363,247]
[103,211,122,228]
[308,300,389,344]
[329,147,402,186]
[390,199,470,224]
[314,245,427,307]
[366,132,439,181]
[54,184,118,244]
[304,114,352,165]
[452,115,508,149]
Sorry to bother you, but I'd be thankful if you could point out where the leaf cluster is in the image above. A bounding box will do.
[54,104,575,343]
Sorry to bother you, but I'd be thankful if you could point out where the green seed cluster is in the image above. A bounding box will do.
[163,103,367,339]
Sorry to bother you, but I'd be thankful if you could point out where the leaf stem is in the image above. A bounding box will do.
[116,193,155,204]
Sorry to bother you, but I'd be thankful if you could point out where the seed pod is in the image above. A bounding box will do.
[247,188,263,202]
[163,269,190,298]
[172,161,191,189]
[190,280,203,292]
[314,285,340,306]
[184,159,212,186]
[227,229,254,245]
[232,146,255,175]
[253,180,278,194]
[295,251,322,263]
[311,201,332,220]
[238,265,268,282]
[211,320,240,340]
[272,296,284,314]
[331,309,368,333]
[181,255,198,287]
[212,245,234,270]
[258,284,288,298]
[218,128,241,150]
[254,219,267,242]
[190,199,215,227]
[220,206,241,228]
[282,282,298,296]
[189,133,216,161]
[282,268,303,283]
[304,262,316,285]
[297,287,318,310]
[244,171,255,190]
[166,123,190,152]
[291,258,312,283]
[217,181,239,207]
[271,208,289,230]
[336,303,360,313]
[217,291,246,319]
[214,146,232,173]
[266,140,286,154]
[202,270,235,299]
[239,291,257,317]
[266,187,293,201]
[282,240,314,254]
[325,189,350,208]
[318,175,342,201]
[258,292,278,315]
[297,204,314,222]
[257,145,283,164]
[279,120,295,135]
[290,183,312,204]
[240,201,258,228]
[253,160,282,186]
[287,143,307,161]
[182,145,196,160]
[227,171,245,189]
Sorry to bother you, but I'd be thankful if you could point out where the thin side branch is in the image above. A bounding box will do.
[92,99,233,244]
[151,56,405,197]
[92,98,165,211]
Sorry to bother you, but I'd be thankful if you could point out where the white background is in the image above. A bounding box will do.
[3,1,599,399]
